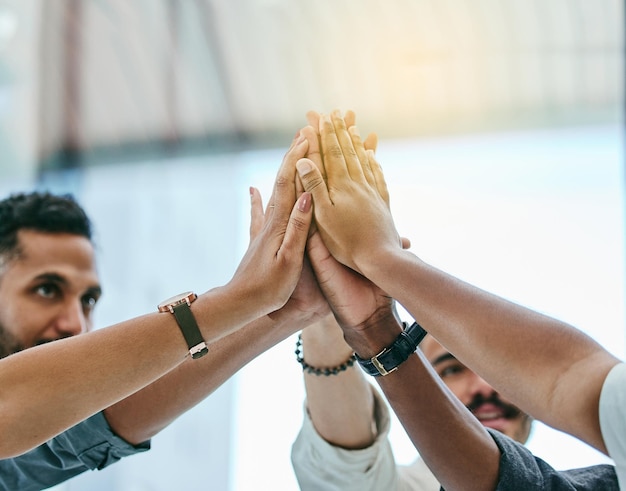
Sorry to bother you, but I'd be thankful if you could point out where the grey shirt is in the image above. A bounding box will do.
[491,429,618,491]
[0,411,149,491]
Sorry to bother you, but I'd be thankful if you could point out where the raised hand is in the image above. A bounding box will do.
[248,185,329,325]
[228,133,314,319]
[296,111,401,274]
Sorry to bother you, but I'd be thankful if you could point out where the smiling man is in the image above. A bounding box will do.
[420,335,532,445]
[292,317,532,491]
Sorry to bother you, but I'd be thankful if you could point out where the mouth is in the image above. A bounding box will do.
[472,403,511,431]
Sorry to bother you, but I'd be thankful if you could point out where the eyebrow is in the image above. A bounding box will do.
[430,352,457,367]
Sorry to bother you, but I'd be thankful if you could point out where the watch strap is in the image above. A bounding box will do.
[355,321,427,376]
[171,302,209,359]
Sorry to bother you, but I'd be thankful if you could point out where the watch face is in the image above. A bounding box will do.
[157,291,197,312]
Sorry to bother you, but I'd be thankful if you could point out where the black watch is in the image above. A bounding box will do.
[355,321,427,376]
[158,291,209,359]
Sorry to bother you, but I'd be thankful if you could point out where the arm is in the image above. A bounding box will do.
[296,110,620,454]
[343,315,501,491]
[297,118,499,491]
[104,254,330,444]
[298,314,375,450]
[0,132,314,458]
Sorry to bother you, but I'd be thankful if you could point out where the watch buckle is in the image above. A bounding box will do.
[370,348,397,376]
[189,341,209,359]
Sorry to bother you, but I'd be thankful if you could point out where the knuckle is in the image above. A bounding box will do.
[289,215,309,232]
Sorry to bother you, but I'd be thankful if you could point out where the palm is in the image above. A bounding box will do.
[276,256,329,323]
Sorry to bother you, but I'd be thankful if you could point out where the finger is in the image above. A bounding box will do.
[343,110,375,187]
[306,110,321,129]
[368,149,391,207]
[268,133,309,220]
[301,124,326,182]
[344,109,356,128]
[296,158,332,209]
[319,112,349,184]
[364,132,378,153]
[249,187,265,242]
[276,191,314,269]
[349,125,376,188]
[330,109,365,182]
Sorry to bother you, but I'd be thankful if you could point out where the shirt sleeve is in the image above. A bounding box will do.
[0,411,150,491]
[490,429,618,491]
[599,362,626,488]
[291,386,399,491]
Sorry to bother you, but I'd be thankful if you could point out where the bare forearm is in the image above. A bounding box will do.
[0,285,266,457]
[361,249,619,451]
[378,352,500,491]
[105,312,304,444]
[301,317,375,449]
[341,313,500,491]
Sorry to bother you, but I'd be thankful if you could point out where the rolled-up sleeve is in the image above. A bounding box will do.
[291,387,398,491]
[0,411,150,491]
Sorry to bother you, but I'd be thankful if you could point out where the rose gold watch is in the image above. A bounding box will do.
[158,291,208,359]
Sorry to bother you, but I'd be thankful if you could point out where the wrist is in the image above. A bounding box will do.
[341,308,403,359]
[301,314,354,366]
[192,285,264,342]
[354,242,405,278]
[355,321,428,377]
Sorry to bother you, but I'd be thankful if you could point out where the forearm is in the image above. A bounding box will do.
[0,284,266,457]
[383,355,499,491]
[346,316,500,491]
[361,248,620,451]
[301,315,375,449]
[105,310,305,444]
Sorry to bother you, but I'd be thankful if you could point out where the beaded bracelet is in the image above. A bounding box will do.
[295,333,356,376]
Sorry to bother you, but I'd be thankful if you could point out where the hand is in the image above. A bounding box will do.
[296,110,401,274]
[228,133,314,319]
[299,116,395,330]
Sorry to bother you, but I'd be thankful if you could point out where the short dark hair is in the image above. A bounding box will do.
[0,191,92,262]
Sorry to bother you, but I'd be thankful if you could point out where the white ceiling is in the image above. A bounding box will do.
[0,0,623,173]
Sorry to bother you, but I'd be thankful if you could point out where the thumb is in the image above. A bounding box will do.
[278,191,314,269]
[296,158,330,208]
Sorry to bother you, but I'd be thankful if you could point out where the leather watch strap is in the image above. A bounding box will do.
[158,292,209,360]
[355,321,428,376]
[171,301,209,359]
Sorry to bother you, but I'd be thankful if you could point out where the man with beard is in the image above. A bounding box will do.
[0,129,331,489]
[293,109,618,490]
[291,315,532,490]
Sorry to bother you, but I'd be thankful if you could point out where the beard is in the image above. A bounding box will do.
[466,392,522,419]
[466,392,533,443]
[0,321,25,359]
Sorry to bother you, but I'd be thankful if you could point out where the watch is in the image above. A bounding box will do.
[158,291,208,359]
[355,321,427,376]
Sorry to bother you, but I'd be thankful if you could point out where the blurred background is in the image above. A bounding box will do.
[0,0,623,489]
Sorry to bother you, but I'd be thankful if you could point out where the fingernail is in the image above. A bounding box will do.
[296,159,313,176]
[298,192,311,212]
[295,133,307,145]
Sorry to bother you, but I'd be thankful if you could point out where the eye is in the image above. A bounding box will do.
[438,363,465,379]
[35,283,61,299]
[81,292,100,312]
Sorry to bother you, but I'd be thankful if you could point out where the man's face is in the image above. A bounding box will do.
[421,336,532,444]
[0,230,101,354]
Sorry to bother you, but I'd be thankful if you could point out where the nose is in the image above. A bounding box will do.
[53,299,88,338]
[465,371,497,401]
